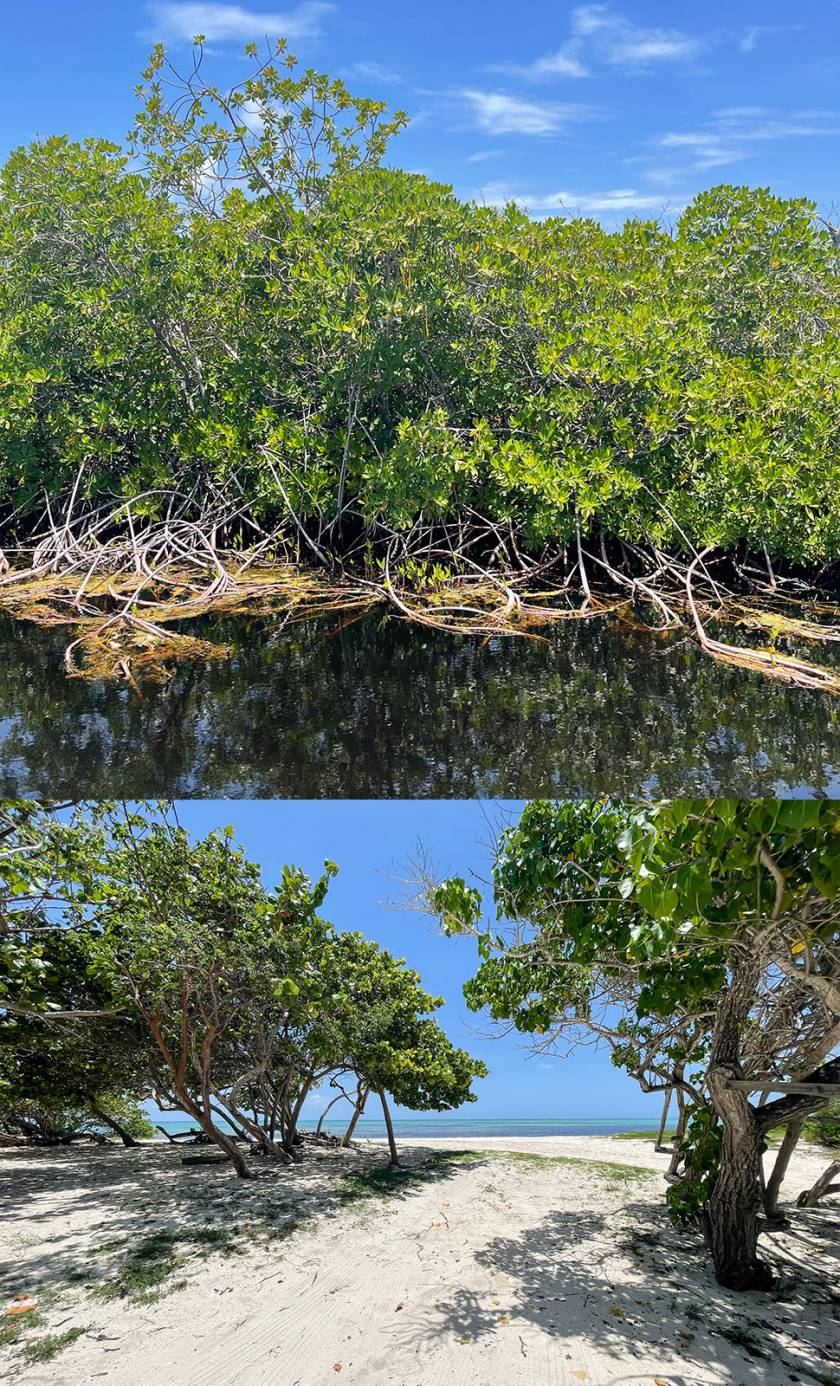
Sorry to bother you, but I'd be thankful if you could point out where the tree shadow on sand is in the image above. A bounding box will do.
[0,1144,486,1299]
[404,1198,839,1386]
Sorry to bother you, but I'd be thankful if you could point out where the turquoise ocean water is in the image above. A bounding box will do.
[152,1116,662,1140]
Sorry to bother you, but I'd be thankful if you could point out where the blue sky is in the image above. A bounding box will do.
[2,2,839,224]
[160,800,664,1122]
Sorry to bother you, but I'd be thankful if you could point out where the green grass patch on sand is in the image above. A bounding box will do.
[22,1326,89,1364]
[611,1130,677,1143]
[488,1150,654,1185]
[92,1225,248,1304]
[340,1150,479,1206]
[0,1311,45,1348]
[91,1209,311,1305]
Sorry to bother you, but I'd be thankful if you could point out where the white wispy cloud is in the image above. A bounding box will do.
[653,132,737,172]
[494,4,704,83]
[452,90,597,137]
[491,45,588,82]
[571,4,701,65]
[476,180,681,217]
[645,107,840,175]
[348,60,402,85]
[547,187,677,213]
[145,2,333,43]
[466,148,506,163]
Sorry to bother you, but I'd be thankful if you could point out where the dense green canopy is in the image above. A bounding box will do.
[0,803,486,1170]
[0,39,838,569]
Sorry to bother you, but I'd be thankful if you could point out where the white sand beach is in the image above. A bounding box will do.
[1,1136,837,1386]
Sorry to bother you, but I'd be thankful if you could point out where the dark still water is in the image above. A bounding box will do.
[1,612,839,797]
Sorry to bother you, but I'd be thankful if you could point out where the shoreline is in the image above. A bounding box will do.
[2,553,839,693]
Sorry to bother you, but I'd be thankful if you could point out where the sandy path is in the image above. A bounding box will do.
[2,1137,837,1386]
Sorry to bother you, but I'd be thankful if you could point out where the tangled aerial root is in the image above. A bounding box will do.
[1,515,839,692]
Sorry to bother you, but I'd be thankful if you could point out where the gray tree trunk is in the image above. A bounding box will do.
[797,1159,840,1208]
[763,1118,804,1222]
[341,1085,369,1146]
[89,1104,141,1148]
[377,1087,399,1166]
[705,956,773,1290]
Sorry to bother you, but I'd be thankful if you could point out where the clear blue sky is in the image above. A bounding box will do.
[162,799,663,1121]
[1,2,838,224]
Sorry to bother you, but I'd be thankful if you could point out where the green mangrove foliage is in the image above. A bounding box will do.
[427,798,840,1291]
[0,802,486,1171]
[0,38,838,573]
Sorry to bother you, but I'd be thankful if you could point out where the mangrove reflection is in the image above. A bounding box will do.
[1,613,839,797]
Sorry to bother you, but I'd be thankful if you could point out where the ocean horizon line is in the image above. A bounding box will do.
[150,1115,664,1134]
[152,1115,661,1123]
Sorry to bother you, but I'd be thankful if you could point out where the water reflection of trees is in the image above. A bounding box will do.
[0,614,838,797]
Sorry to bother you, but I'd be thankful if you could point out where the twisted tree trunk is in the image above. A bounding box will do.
[341,1084,369,1146]
[705,956,773,1290]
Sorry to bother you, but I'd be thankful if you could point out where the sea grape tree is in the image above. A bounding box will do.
[310,930,487,1162]
[1,802,486,1174]
[428,798,840,1290]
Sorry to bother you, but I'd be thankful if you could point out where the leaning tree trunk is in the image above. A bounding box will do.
[763,1118,805,1223]
[341,1085,369,1147]
[318,1085,357,1138]
[172,1084,251,1178]
[316,1091,346,1137]
[89,1104,141,1148]
[666,1090,689,1180]
[797,1159,840,1208]
[215,1089,291,1165]
[655,1088,673,1153]
[376,1087,399,1166]
[705,956,773,1291]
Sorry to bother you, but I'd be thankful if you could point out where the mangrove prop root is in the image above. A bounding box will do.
[1,519,839,691]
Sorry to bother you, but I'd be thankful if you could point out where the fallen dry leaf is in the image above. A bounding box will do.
[333,1366,342,1374]
[609,1307,625,1318]
[395,1303,404,1312]
[572,1374,588,1381]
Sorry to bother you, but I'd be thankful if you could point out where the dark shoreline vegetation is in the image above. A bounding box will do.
[0,39,839,689]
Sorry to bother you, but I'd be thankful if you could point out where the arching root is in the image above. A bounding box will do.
[1,527,839,692]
